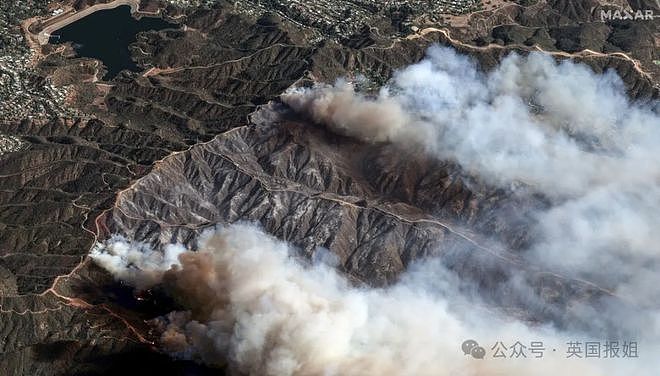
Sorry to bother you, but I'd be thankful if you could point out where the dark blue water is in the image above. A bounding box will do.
[49,5,175,80]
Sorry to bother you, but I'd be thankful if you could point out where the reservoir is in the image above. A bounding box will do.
[49,5,175,80]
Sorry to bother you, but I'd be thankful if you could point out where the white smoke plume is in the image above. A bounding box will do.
[281,46,660,333]
[281,46,660,371]
[282,47,660,197]
[90,235,185,290]
[92,223,640,375]
[89,46,660,374]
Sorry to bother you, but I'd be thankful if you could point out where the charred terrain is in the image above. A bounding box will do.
[0,0,659,374]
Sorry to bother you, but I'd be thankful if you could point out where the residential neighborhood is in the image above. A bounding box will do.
[1,0,74,120]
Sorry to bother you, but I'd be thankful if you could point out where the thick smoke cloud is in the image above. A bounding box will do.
[90,235,185,290]
[93,224,616,375]
[282,46,660,333]
[281,80,412,143]
[90,46,660,374]
[282,47,660,196]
